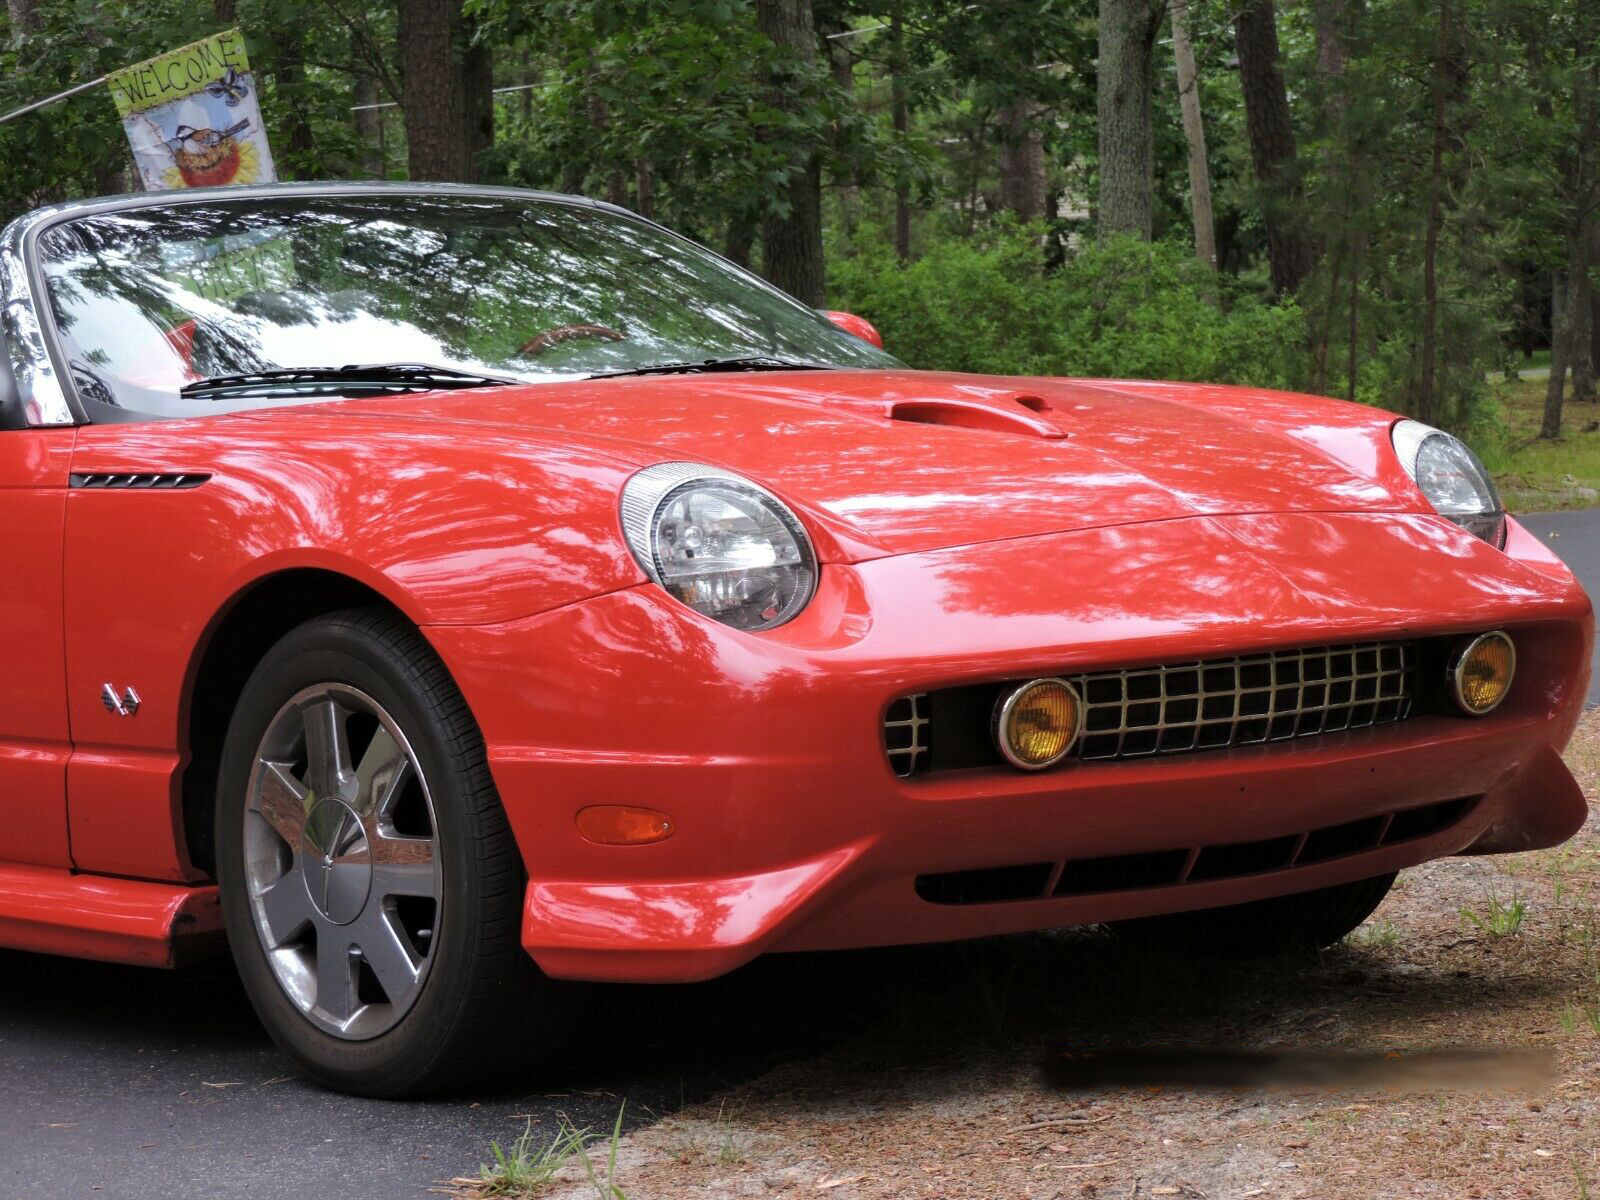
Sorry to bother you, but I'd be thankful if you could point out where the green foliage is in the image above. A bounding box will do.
[830,223,1303,388]
[478,1119,591,1195]
[0,0,1590,428]
[1460,893,1528,939]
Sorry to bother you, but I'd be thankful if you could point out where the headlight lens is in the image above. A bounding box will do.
[620,462,817,631]
[1391,419,1505,546]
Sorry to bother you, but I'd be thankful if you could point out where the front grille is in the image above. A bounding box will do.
[883,692,930,779]
[1076,640,1413,760]
[915,796,1475,905]
[885,640,1417,779]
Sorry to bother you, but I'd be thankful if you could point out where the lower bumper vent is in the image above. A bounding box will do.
[914,796,1475,906]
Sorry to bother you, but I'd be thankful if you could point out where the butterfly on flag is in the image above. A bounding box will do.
[204,68,250,107]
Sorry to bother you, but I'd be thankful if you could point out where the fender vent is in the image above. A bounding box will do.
[70,472,210,490]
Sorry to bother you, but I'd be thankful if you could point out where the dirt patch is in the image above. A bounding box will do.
[459,714,1600,1200]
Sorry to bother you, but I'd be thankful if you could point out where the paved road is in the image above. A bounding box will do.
[0,945,871,1200]
[1518,510,1600,705]
[4,509,1597,1200]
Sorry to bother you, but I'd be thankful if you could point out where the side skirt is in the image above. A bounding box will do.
[0,863,223,968]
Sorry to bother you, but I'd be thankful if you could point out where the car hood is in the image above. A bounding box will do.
[344,369,1426,561]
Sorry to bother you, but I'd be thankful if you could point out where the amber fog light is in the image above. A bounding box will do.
[994,678,1083,770]
[1449,632,1515,715]
[576,806,675,845]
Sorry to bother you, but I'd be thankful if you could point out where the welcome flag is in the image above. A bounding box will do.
[108,30,277,191]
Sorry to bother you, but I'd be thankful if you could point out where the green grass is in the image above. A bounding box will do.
[1559,999,1600,1036]
[478,1120,592,1196]
[1459,893,1529,939]
[1347,917,1401,949]
[1479,377,1600,512]
[474,1106,629,1199]
[668,1100,752,1168]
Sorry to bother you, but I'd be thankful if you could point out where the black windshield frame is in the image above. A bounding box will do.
[22,182,897,424]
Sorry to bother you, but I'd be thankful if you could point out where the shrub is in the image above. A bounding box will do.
[828,225,1304,390]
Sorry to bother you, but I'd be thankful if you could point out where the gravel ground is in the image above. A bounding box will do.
[470,713,1600,1200]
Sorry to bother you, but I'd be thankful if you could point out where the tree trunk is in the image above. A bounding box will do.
[724,214,757,269]
[756,0,826,305]
[212,0,235,22]
[1418,0,1471,426]
[277,31,317,176]
[584,79,627,207]
[1544,255,1585,438]
[1311,0,1349,92]
[1168,0,1215,269]
[1572,220,1598,402]
[1233,0,1314,295]
[1592,279,1600,392]
[395,0,477,182]
[821,8,863,237]
[1346,257,1361,402]
[354,75,385,178]
[1314,249,1344,394]
[889,6,912,259]
[997,100,1046,221]
[5,0,38,36]
[1097,0,1162,239]
[1417,4,1450,427]
[634,159,654,221]
[520,50,535,128]
[461,19,494,176]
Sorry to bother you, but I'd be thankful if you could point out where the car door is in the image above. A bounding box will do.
[0,391,74,869]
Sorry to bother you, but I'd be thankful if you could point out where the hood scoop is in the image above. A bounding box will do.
[800,379,1066,439]
[870,390,1066,440]
[887,394,1065,439]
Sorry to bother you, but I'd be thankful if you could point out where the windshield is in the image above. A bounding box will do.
[34,192,898,418]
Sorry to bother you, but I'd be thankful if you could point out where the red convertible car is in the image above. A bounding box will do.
[0,183,1587,1096]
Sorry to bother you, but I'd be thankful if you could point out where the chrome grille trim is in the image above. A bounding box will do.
[885,640,1415,778]
[883,692,929,779]
[1075,640,1413,760]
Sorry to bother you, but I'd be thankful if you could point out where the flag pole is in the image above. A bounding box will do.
[0,74,111,125]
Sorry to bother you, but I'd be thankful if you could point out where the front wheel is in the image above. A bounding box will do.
[1112,872,1397,956]
[215,608,570,1096]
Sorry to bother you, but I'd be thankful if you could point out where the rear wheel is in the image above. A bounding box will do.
[1112,873,1397,956]
[215,608,570,1096]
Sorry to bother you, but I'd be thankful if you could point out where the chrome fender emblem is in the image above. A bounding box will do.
[101,684,141,717]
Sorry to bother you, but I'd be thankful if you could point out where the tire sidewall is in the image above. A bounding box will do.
[215,621,508,1092]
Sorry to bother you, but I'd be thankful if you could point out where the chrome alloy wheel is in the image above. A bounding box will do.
[243,683,443,1040]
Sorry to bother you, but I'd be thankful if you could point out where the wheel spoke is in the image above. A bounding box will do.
[245,681,443,1042]
[256,866,312,948]
[301,696,353,802]
[315,931,359,1025]
[371,831,437,899]
[355,908,421,1004]
[354,725,409,821]
[255,761,309,851]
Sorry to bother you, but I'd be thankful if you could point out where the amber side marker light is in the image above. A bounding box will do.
[1450,631,1516,716]
[576,805,675,845]
[993,677,1083,770]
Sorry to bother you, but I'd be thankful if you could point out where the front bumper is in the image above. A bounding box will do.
[426,513,1592,983]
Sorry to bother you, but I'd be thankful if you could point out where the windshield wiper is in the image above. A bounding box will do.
[180,362,527,399]
[584,355,839,380]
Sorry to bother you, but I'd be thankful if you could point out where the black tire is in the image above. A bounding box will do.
[214,608,573,1097]
[1111,872,1397,957]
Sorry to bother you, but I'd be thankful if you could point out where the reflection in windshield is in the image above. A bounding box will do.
[36,194,898,418]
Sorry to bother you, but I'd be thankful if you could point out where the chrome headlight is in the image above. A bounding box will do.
[620,462,817,631]
[1391,419,1506,547]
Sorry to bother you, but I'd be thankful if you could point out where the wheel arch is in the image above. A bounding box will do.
[178,567,423,877]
